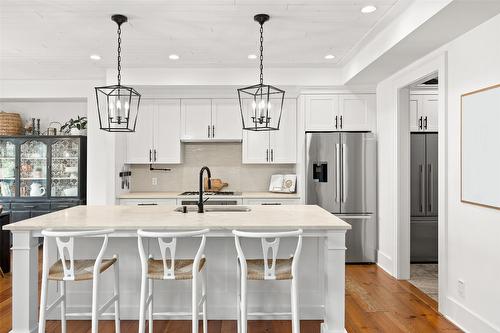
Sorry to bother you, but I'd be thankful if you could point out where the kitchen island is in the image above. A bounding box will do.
[5,204,350,333]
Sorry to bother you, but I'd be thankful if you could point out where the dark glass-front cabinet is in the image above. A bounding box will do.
[0,136,86,222]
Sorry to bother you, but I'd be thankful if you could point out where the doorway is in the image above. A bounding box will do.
[406,74,439,301]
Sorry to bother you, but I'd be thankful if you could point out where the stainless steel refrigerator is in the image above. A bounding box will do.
[410,133,438,262]
[306,132,377,263]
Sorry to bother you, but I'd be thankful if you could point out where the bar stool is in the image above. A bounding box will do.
[137,229,209,333]
[38,229,120,333]
[233,229,303,333]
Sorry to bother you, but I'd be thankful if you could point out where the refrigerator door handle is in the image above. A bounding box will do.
[428,164,433,213]
[419,164,424,213]
[342,143,347,203]
[336,143,340,202]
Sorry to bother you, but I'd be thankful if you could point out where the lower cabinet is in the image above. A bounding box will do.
[2,201,82,222]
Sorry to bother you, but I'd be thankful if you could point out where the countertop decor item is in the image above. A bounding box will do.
[60,116,87,135]
[95,14,141,132]
[237,14,284,132]
[204,178,228,192]
[0,112,22,136]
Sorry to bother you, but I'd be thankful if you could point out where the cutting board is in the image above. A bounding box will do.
[204,178,228,192]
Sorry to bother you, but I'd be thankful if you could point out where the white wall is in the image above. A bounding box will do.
[376,14,500,333]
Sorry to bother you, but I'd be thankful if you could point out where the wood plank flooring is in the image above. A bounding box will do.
[0,253,461,333]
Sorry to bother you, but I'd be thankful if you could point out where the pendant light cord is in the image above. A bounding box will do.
[259,23,264,85]
[117,23,122,86]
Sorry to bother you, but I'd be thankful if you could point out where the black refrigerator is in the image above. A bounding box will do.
[410,133,438,262]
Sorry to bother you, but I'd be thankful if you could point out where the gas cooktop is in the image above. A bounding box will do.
[179,191,241,196]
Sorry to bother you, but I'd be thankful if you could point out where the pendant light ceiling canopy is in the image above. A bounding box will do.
[237,14,285,131]
[95,14,141,132]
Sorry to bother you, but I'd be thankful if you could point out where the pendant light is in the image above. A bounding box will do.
[95,14,141,132]
[237,14,285,131]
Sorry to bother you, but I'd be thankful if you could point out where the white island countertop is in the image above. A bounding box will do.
[4,204,350,231]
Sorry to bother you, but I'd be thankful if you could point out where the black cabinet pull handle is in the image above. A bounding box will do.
[153,149,157,162]
[266,149,269,162]
[419,117,423,130]
[340,116,343,129]
[138,203,158,206]
[270,149,274,162]
[424,116,428,130]
[262,202,282,205]
[149,149,152,162]
[212,125,215,138]
[208,125,210,138]
[335,116,338,129]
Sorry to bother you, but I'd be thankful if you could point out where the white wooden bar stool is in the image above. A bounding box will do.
[137,229,209,333]
[233,229,303,333]
[38,229,120,333]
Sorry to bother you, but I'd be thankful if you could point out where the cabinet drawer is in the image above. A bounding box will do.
[11,202,50,211]
[242,198,301,205]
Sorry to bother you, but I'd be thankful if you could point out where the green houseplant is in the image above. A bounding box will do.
[60,116,87,136]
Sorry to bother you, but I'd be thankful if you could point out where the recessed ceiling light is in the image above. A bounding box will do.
[324,54,336,60]
[169,54,180,60]
[90,54,101,60]
[361,5,377,13]
[248,54,257,59]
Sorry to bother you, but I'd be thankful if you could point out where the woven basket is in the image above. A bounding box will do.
[0,112,23,136]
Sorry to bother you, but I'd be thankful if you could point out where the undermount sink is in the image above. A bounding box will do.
[174,205,251,213]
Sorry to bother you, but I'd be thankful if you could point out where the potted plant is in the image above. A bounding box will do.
[60,116,87,136]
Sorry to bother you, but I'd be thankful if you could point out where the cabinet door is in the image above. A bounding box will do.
[51,138,81,197]
[126,101,154,163]
[211,99,242,141]
[338,94,375,131]
[0,140,17,197]
[422,95,438,132]
[154,100,182,163]
[305,95,338,131]
[20,140,48,198]
[180,99,212,140]
[409,96,421,132]
[269,99,297,163]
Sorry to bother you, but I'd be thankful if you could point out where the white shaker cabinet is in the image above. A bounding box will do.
[181,99,212,140]
[304,94,375,132]
[410,94,438,132]
[125,99,181,164]
[242,98,297,164]
[211,99,243,141]
[181,99,242,141]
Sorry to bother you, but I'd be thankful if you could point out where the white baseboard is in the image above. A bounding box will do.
[444,297,500,333]
[376,250,394,276]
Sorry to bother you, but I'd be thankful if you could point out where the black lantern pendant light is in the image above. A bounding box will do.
[95,14,141,132]
[238,14,285,131]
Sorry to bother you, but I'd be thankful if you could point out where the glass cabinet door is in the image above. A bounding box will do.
[20,140,48,197]
[51,138,80,197]
[0,140,17,197]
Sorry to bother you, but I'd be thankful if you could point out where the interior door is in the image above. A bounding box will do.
[426,133,438,216]
[180,99,212,140]
[154,100,181,164]
[305,132,340,213]
[340,133,377,214]
[269,99,296,163]
[410,134,426,217]
[126,101,154,163]
[211,99,242,141]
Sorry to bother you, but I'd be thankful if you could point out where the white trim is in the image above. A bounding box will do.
[445,297,500,333]
[376,251,393,275]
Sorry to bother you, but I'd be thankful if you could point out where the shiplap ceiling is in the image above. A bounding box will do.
[0,0,408,79]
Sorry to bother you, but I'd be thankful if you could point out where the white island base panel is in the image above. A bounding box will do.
[6,205,349,333]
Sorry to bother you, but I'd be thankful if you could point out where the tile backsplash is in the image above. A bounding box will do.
[129,143,295,192]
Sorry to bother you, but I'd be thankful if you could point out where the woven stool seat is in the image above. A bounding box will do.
[246,257,294,280]
[147,257,206,280]
[48,258,117,281]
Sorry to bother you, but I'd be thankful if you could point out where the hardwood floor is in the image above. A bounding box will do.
[0,255,461,333]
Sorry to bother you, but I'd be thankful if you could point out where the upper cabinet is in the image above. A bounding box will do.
[125,99,181,164]
[181,99,242,141]
[242,99,297,164]
[410,94,438,132]
[304,94,376,132]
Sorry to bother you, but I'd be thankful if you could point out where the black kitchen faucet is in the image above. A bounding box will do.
[198,166,212,213]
